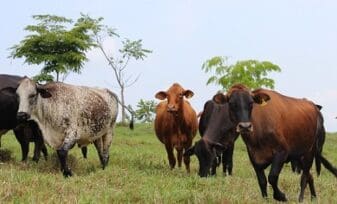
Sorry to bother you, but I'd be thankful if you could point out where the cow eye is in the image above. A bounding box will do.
[28,93,36,99]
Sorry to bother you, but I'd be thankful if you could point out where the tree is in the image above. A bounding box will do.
[135,99,157,123]
[202,56,281,91]
[79,15,152,125]
[9,14,97,82]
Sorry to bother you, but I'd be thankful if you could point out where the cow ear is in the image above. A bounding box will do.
[213,93,228,104]
[183,146,195,156]
[252,90,270,105]
[315,104,322,110]
[37,87,52,98]
[1,87,17,96]
[184,90,194,99]
[155,91,167,100]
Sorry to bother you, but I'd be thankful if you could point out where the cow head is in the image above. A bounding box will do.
[155,83,194,113]
[184,138,223,177]
[213,84,270,134]
[16,78,52,122]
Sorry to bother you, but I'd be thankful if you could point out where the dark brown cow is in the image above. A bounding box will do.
[154,83,198,172]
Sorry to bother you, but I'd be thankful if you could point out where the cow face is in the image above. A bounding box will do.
[16,78,52,122]
[184,139,223,177]
[213,87,270,134]
[155,83,194,113]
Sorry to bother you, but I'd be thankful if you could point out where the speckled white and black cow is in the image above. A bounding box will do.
[16,77,119,177]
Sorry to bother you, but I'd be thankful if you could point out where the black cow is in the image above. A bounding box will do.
[198,100,239,176]
[0,74,47,161]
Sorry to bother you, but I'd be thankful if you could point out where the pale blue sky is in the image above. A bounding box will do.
[1,0,337,131]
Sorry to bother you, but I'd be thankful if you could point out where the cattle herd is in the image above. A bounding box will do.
[0,74,336,202]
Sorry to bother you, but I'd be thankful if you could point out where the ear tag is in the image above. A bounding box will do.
[260,99,267,107]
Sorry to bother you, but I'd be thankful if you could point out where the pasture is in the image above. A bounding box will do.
[0,124,336,203]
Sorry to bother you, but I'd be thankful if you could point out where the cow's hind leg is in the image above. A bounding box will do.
[101,132,113,169]
[299,157,316,202]
[93,138,104,168]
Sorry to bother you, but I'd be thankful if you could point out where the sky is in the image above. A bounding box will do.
[1,0,337,131]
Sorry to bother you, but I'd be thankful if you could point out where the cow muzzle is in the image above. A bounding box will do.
[17,112,30,123]
[167,104,178,112]
[236,122,253,133]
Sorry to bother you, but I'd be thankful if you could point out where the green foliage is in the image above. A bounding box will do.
[202,56,281,91]
[9,14,98,82]
[0,126,336,203]
[135,99,157,123]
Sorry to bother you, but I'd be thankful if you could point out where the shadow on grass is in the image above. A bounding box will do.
[0,149,15,162]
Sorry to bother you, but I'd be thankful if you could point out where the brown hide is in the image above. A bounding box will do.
[154,83,198,171]
[244,89,318,165]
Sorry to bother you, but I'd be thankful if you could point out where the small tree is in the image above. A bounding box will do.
[135,99,157,123]
[79,15,152,125]
[9,14,97,82]
[202,56,281,91]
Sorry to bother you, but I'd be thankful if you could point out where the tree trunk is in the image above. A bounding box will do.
[120,86,127,126]
[56,71,59,82]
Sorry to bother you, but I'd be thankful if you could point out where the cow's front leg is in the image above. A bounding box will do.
[57,132,77,177]
[13,126,29,162]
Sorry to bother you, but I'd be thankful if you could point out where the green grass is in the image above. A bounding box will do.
[0,124,336,203]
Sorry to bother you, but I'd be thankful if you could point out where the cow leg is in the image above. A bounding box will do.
[13,127,29,162]
[177,148,183,168]
[268,151,287,202]
[31,124,45,162]
[57,132,77,177]
[101,132,113,169]
[253,165,268,198]
[183,139,193,173]
[93,137,104,168]
[223,143,235,176]
[41,143,48,161]
[299,157,316,202]
[165,143,176,169]
[56,149,72,177]
[81,146,88,159]
[210,157,217,176]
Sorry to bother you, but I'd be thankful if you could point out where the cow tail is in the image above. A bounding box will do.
[314,110,324,176]
[112,93,135,130]
[316,154,337,177]
[108,90,134,130]
[315,107,337,177]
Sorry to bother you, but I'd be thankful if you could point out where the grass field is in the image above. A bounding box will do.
[0,123,336,203]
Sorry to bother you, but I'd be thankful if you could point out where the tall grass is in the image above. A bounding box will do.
[0,124,336,203]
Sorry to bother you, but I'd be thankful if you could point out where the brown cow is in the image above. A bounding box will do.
[186,84,337,202]
[154,83,198,172]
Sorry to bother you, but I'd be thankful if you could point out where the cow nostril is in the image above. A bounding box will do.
[17,112,30,122]
[238,122,253,132]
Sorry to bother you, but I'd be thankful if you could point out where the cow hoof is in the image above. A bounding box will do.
[32,157,39,162]
[63,169,73,178]
[274,192,287,202]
